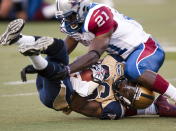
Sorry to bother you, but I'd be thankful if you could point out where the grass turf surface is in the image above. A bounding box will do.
[0,0,176,131]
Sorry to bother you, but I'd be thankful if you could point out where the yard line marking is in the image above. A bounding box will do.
[3,79,35,85]
[168,77,176,82]
[163,46,176,52]
[0,92,37,97]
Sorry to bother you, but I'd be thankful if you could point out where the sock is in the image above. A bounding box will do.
[29,55,48,70]
[152,74,176,101]
[164,84,176,101]
[152,74,169,94]
[16,35,36,45]
[137,103,157,115]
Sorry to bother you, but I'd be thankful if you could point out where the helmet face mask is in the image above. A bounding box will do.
[55,0,91,35]
[56,11,83,32]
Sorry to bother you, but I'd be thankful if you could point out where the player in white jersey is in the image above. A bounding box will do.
[54,0,176,103]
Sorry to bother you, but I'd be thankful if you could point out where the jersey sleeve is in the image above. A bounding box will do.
[87,6,117,36]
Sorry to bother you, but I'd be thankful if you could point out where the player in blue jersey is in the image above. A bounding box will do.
[53,0,176,104]
[0,19,124,119]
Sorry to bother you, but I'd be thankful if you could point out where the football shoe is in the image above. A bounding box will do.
[0,19,25,46]
[155,95,176,117]
[19,37,54,56]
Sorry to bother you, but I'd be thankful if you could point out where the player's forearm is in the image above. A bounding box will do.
[71,93,102,118]
[64,36,78,54]
[69,51,100,74]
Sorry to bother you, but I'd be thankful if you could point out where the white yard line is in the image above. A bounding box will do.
[168,78,176,82]
[3,79,35,85]
[0,92,37,97]
[163,46,176,52]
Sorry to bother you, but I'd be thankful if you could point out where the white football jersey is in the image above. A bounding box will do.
[71,3,150,59]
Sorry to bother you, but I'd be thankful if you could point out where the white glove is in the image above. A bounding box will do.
[91,64,107,84]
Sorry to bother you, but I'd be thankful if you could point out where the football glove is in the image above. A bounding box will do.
[50,64,70,80]
[90,64,109,85]
[20,65,38,82]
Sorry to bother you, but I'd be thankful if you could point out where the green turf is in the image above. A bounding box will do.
[0,0,176,131]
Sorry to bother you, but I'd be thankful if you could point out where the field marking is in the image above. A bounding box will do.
[168,78,176,82]
[3,79,35,85]
[0,92,37,97]
[163,46,176,52]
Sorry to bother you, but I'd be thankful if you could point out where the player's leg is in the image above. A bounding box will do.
[0,19,73,110]
[0,18,42,47]
[124,103,157,117]
[124,38,176,102]
[19,37,73,109]
[19,37,69,78]
[125,95,176,117]
[155,95,176,117]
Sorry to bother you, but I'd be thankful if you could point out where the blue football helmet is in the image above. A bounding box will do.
[55,0,92,35]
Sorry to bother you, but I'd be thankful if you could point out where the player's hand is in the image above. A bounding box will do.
[50,64,70,80]
[20,65,38,82]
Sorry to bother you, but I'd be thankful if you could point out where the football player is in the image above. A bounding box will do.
[0,19,125,119]
[54,0,176,103]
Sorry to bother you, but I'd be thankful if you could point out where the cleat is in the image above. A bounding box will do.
[0,19,25,46]
[19,37,54,56]
[155,95,176,117]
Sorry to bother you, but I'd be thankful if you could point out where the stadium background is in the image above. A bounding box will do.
[0,0,176,131]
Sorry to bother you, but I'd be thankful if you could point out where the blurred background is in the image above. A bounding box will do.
[0,1,176,131]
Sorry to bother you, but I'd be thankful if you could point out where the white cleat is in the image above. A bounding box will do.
[19,37,54,56]
[0,19,25,46]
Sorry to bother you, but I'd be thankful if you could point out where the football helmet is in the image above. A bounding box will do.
[113,78,155,109]
[55,0,92,35]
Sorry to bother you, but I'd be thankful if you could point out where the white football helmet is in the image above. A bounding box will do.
[55,0,92,34]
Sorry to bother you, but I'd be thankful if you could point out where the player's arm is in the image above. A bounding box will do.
[68,6,116,73]
[70,93,102,118]
[64,35,79,54]
[69,30,112,73]
[53,6,117,80]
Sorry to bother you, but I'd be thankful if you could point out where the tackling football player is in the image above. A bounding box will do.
[54,0,176,103]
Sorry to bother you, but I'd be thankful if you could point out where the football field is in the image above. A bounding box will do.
[0,0,176,131]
